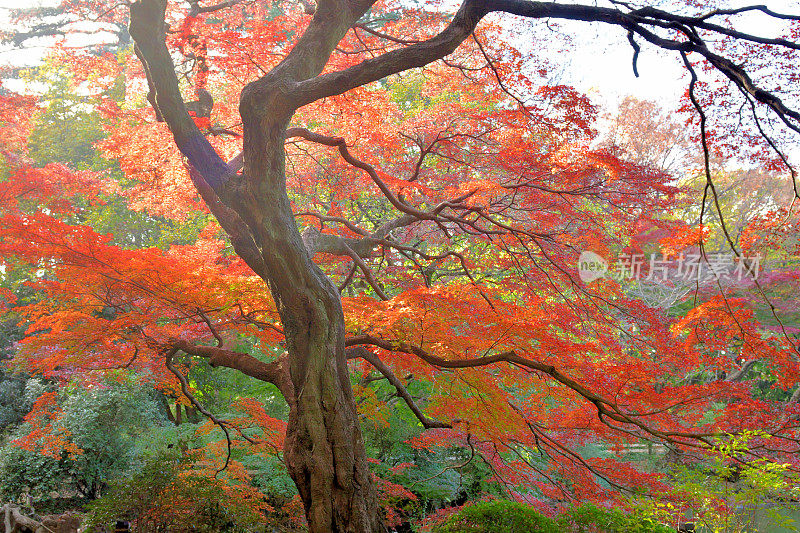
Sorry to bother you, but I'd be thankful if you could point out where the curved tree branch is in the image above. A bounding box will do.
[170,338,294,400]
[345,334,717,445]
[291,0,799,139]
[346,346,451,428]
[164,346,235,474]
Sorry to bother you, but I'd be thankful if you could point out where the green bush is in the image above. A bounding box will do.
[432,500,558,533]
[556,503,673,533]
[0,440,66,501]
[0,376,167,502]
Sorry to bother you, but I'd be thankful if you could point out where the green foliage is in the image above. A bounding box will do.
[0,376,46,432]
[0,372,29,428]
[180,360,298,505]
[0,262,49,432]
[637,431,800,533]
[61,378,167,497]
[358,374,503,517]
[0,439,66,502]
[183,348,288,421]
[0,375,168,501]
[85,451,265,533]
[556,503,673,533]
[244,454,296,500]
[80,196,210,250]
[431,500,558,533]
[24,59,106,171]
[18,56,209,251]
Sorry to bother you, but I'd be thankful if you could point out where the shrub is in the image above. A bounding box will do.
[431,500,558,533]
[556,503,673,532]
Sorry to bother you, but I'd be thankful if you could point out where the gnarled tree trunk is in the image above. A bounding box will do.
[129,1,384,530]
[232,90,383,531]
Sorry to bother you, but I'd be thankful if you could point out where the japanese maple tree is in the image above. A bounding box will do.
[2,1,800,532]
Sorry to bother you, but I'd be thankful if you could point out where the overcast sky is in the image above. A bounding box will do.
[0,0,796,116]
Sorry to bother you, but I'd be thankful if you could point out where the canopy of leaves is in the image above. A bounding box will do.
[0,0,799,529]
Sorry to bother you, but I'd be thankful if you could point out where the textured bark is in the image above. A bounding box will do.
[232,88,383,532]
[130,2,384,530]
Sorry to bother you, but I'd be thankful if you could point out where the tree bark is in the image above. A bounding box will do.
[232,86,383,532]
[129,2,384,530]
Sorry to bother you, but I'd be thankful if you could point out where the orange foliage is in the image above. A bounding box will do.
[1,0,798,516]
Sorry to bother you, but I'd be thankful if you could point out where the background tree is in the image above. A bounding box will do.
[0,377,166,503]
[601,96,692,175]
